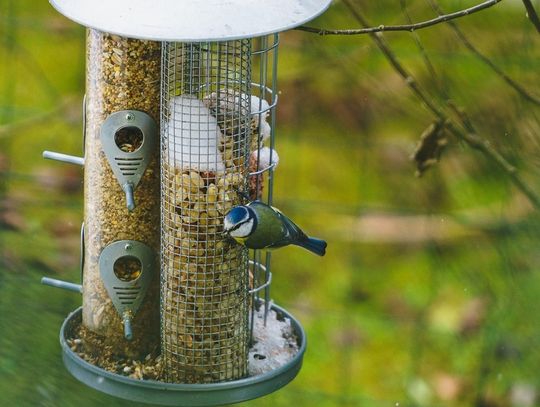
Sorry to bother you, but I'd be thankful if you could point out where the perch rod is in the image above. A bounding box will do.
[122,182,136,211]
[43,151,85,166]
[123,312,133,341]
[41,277,82,293]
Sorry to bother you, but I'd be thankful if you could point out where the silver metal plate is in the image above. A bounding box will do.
[49,0,332,41]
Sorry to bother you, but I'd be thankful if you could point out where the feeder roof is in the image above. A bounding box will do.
[49,0,332,42]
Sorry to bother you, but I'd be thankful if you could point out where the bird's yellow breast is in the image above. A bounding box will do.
[233,236,247,244]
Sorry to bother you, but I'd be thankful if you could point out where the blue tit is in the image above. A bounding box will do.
[223,201,327,256]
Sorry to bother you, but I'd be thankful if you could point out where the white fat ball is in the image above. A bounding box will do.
[167,95,225,172]
[259,120,271,141]
[251,147,279,171]
[250,95,270,126]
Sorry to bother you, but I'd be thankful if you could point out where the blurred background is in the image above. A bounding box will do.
[1,1,540,406]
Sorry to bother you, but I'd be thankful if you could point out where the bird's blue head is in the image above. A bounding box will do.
[224,205,256,238]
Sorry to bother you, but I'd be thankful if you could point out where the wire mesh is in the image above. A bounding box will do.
[248,35,279,333]
[160,35,279,384]
[161,39,252,383]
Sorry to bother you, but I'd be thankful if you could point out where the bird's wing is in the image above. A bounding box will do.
[248,200,291,248]
[273,208,308,243]
[261,203,308,242]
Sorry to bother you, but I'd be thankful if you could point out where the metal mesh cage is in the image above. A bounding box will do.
[161,40,252,383]
[160,36,279,384]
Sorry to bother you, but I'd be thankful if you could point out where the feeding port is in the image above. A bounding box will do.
[41,0,333,405]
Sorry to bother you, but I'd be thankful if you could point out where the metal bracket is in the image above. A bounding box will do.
[80,222,85,282]
[82,94,87,155]
[42,96,87,166]
[99,240,156,341]
[100,110,157,211]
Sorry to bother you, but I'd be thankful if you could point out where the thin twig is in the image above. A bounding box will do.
[522,0,540,34]
[427,0,540,106]
[399,0,448,98]
[296,0,501,36]
[340,0,540,210]
[446,102,540,208]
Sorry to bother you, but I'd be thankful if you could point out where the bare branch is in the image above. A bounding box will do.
[341,0,540,210]
[446,103,540,209]
[522,0,540,34]
[427,0,540,106]
[296,0,501,36]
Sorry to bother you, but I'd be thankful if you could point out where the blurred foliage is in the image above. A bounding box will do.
[1,0,540,406]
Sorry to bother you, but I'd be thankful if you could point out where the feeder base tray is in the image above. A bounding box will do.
[60,304,306,406]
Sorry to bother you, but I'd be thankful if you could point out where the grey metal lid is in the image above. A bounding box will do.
[49,0,332,42]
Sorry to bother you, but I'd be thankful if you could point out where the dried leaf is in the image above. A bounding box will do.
[411,121,448,177]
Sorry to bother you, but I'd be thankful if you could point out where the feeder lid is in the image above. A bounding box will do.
[49,0,332,42]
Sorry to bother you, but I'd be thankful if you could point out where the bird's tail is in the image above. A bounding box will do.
[295,236,327,256]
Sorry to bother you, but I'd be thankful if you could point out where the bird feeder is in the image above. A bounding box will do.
[41,0,331,405]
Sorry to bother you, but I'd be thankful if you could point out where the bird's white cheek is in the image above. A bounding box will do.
[230,222,253,238]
